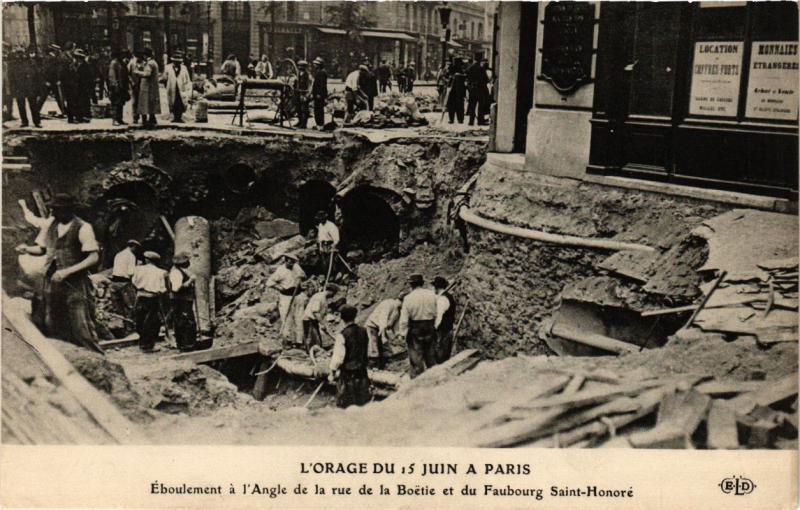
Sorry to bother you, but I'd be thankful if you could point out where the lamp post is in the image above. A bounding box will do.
[438,2,451,72]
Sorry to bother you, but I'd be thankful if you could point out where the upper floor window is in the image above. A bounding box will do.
[222,2,247,21]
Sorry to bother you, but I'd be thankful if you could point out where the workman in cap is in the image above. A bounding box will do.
[466,52,489,126]
[398,273,438,377]
[328,304,371,408]
[311,57,328,129]
[25,193,103,353]
[168,252,198,352]
[110,239,141,318]
[295,60,311,128]
[433,276,457,363]
[266,252,306,341]
[132,251,168,352]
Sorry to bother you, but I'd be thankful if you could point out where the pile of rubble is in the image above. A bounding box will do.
[469,358,797,449]
[347,93,429,129]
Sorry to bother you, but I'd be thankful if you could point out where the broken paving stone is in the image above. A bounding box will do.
[254,219,300,240]
[259,235,306,263]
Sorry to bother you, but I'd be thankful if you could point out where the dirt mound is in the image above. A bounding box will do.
[55,341,154,424]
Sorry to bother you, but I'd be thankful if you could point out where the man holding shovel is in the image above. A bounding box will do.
[266,253,306,344]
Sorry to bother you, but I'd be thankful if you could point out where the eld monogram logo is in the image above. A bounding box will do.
[719,476,756,496]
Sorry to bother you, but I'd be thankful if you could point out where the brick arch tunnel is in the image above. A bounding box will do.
[338,186,400,258]
[98,181,160,268]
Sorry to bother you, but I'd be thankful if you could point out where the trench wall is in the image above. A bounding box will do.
[454,160,731,358]
[2,131,486,291]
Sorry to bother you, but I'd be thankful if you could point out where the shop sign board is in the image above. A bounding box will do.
[745,41,799,121]
[539,2,595,95]
[689,41,743,117]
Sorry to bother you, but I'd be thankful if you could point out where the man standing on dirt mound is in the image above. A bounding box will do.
[329,304,371,408]
[399,274,438,378]
[315,210,339,275]
[266,253,306,341]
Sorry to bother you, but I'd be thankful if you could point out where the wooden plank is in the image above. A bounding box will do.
[551,323,639,355]
[31,190,48,217]
[168,340,259,364]
[472,375,571,432]
[729,374,799,416]
[523,379,663,411]
[706,400,740,449]
[629,389,711,449]
[275,356,403,388]
[3,295,148,444]
[641,305,697,317]
[98,333,140,349]
[538,386,668,448]
[696,380,764,396]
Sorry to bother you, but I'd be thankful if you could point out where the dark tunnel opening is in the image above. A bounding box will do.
[339,187,399,258]
[99,181,160,268]
[221,163,257,195]
[298,180,336,235]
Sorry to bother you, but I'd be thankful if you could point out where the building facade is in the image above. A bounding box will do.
[207,1,493,80]
[493,1,799,199]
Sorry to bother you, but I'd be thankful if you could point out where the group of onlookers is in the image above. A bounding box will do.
[2,42,196,128]
[438,52,492,126]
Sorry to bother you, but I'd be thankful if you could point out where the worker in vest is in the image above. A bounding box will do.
[398,273,438,378]
[168,252,198,352]
[433,276,457,363]
[132,251,167,352]
[302,284,337,352]
[30,193,103,353]
[364,296,401,369]
[110,239,141,319]
[328,304,371,408]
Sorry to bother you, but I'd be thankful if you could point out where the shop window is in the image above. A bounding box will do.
[687,2,799,122]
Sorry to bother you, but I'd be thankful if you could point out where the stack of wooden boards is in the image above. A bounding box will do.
[466,364,797,449]
[692,257,798,345]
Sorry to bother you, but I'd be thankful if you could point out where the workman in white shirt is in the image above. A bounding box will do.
[398,273,439,378]
[266,253,306,339]
[364,297,401,369]
[132,251,168,352]
[302,284,337,352]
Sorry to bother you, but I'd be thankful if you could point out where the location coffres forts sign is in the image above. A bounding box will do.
[745,42,799,121]
[689,42,743,117]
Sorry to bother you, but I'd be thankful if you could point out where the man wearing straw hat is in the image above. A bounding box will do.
[266,252,306,341]
[168,252,198,352]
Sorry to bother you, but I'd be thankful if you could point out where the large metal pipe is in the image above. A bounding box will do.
[174,216,213,338]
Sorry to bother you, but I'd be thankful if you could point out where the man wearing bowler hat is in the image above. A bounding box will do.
[311,57,328,129]
[34,193,103,353]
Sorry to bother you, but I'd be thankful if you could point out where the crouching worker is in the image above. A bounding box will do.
[328,304,371,408]
[132,251,167,352]
[168,252,197,352]
[302,284,336,351]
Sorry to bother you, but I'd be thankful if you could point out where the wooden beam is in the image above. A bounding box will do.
[551,323,639,355]
[167,340,260,364]
[728,374,799,416]
[3,295,148,444]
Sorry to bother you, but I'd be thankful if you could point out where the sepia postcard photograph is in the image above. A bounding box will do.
[0,1,797,508]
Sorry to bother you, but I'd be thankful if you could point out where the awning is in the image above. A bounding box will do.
[317,27,347,36]
[448,40,463,48]
[361,30,417,43]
